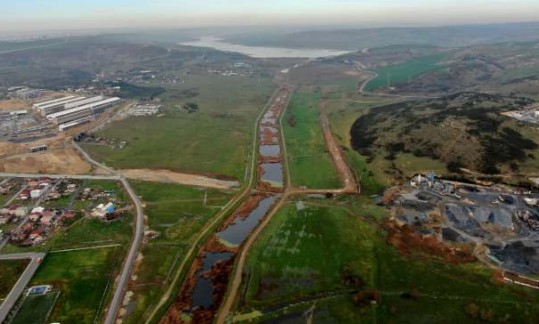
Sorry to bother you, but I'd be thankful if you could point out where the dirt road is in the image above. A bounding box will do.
[318,100,359,194]
[119,169,240,190]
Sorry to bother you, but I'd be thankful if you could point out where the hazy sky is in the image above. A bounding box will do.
[3,0,539,32]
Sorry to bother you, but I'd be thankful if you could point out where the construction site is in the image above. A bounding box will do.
[386,174,539,279]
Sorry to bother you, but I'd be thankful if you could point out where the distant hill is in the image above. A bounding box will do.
[0,36,247,88]
[351,41,539,97]
[350,92,537,175]
[224,22,539,50]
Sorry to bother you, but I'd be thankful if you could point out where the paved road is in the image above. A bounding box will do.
[72,141,116,175]
[358,68,441,99]
[104,176,144,324]
[0,167,143,324]
[0,252,46,323]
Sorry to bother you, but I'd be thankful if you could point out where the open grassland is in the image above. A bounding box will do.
[283,89,341,189]
[30,247,120,324]
[12,292,60,324]
[85,74,274,180]
[237,200,539,323]
[365,52,449,91]
[123,181,233,323]
[242,202,374,306]
[0,259,28,299]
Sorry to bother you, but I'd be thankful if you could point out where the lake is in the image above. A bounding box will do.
[180,36,349,58]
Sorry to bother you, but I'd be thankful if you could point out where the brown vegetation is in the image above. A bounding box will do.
[383,219,476,264]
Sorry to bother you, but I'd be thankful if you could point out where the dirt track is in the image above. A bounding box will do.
[119,169,240,190]
[317,100,359,194]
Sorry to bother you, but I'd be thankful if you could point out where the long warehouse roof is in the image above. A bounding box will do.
[36,96,86,111]
[47,97,121,119]
[64,96,104,110]
[33,95,77,108]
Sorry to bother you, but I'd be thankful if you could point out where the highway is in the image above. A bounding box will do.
[0,252,46,323]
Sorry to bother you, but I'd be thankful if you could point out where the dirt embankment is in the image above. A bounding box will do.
[0,147,91,174]
[119,169,240,190]
[318,100,358,194]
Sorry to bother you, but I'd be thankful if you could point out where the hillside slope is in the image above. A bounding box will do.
[350,92,537,175]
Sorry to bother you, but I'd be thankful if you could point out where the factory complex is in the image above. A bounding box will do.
[32,95,121,131]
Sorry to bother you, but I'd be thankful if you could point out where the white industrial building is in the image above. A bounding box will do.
[58,116,94,132]
[48,97,121,126]
[64,96,104,109]
[33,96,77,109]
[34,96,86,116]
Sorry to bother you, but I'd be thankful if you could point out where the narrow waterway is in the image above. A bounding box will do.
[165,88,290,322]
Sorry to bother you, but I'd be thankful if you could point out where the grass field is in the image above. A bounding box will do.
[238,200,539,322]
[123,181,234,323]
[365,52,449,91]
[12,292,60,324]
[0,259,28,299]
[29,247,120,323]
[283,89,341,189]
[243,202,374,306]
[85,74,274,180]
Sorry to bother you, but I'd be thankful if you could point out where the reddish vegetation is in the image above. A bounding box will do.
[257,179,284,193]
[383,220,476,264]
[260,127,279,145]
[160,254,235,324]
[259,155,282,163]
[205,236,236,253]
[219,195,265,231]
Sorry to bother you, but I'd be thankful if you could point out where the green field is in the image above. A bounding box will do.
[242,202,374,306]
[29,247,120,323]
[283,89,341,189]
[12,292,60,324]
[365,52,448,91]
[123,181,234,323]
[237,200,539,322]
[85,74,274,180]
[0,259,28,299]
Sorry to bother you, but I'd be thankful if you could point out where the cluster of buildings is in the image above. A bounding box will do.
[0,178,125,246]
[7,86,46,100]
[32,95,121,131]
[17,178,57,201]
[8,206,76,246]
[74,132,127,150]
[410,173,463,199]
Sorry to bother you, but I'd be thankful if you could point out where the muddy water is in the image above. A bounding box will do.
[191,251,234,309]
[261,163,284,184]
[260,145,281,158]
[217,196,277,246]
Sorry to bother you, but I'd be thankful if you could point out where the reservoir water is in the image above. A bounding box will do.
[181,36,349,59]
